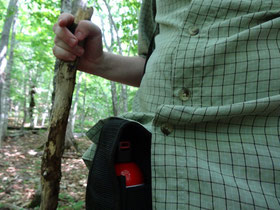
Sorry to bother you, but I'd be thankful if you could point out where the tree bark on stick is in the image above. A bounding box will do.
[40,7,93,210]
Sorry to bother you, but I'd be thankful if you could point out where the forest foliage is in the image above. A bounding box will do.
[0,0,141,134]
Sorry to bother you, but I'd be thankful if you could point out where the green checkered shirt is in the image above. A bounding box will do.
[83,0,280,209]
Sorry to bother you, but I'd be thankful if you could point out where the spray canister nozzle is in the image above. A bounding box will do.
[115,141,144,187]
[116,141,132,162]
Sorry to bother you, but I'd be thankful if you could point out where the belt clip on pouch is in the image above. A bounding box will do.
[86,118,152,210]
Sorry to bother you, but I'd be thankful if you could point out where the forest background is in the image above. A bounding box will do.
[0,0,141,209]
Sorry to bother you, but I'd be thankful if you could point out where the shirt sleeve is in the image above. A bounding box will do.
[138,0,157,58]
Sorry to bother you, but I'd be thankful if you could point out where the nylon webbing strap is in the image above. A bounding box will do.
[86,118,129,210]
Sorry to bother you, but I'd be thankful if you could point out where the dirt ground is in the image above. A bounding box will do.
[0,130,92,209]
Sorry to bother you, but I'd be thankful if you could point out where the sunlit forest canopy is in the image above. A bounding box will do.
[0,0,141,133]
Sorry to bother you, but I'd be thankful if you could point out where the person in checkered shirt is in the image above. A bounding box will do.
[53,0,280,209]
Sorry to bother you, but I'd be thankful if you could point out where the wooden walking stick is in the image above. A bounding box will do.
[40,7,93,210]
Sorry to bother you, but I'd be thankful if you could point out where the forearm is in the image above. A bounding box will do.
[79,52,146,87]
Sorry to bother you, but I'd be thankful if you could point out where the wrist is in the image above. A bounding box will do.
[77,51,107,75]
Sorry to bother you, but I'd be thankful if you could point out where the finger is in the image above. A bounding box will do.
[74,20,102,41]
[53,45,77,61]
[54,36,84,56]
[53,14,78,48]
[58,13,75,27]
[54,25,78,48]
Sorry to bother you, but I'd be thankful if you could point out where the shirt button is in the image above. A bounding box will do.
[188,26,199,36]
[161,123,173,136]
[179,88,191,101]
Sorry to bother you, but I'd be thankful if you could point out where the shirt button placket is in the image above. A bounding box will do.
[188,26,199,36]
[179,88,191,102]
[161,123,174,136]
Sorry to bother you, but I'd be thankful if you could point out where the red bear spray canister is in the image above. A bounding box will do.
[114,141,144,188]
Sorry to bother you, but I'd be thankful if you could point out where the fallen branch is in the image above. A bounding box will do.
[8,126,47,130]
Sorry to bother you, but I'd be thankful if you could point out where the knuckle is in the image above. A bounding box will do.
[59,13,67,20]
[77,20,90,32]
[78,20,87,26]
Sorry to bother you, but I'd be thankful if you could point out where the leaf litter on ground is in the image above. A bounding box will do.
[0,130,92,209]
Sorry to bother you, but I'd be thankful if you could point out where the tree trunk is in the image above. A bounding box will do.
[42,78,52,126]
[20,74,27,131]
[0,0,18,146]
[102,0,129,115]
[29,85,36,129]
[110,81,118,116]
[40,7,93,210]
[79,78,87,132]
[121,84,128,113]
[27,67,39,128]
[69,71,82,132]
[100,5,120,116]
[0,0,18,65]
[1,5,18,144]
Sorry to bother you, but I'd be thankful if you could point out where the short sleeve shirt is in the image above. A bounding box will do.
[84,0,280,209]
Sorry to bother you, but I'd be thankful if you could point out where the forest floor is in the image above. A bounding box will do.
[0,129,92,210]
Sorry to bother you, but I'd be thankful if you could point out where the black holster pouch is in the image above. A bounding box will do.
[86,117,152,210]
